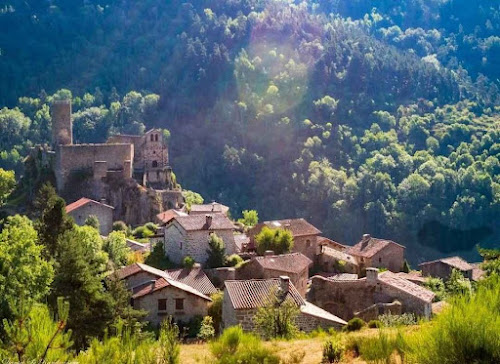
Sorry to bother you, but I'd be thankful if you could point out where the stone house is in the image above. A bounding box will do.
[419,256,474,281]
[114,263,212,326]
[189,202,230,216]
[66,197,114,235]
[222,277,346,333]
[163,214,236,265]
[236,252,312,297]
[346,234,405,273]
[317,246,359,275]
[308,268,435,321]
[248,218,322,261]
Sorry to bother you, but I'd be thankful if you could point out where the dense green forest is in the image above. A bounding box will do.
[0,0,499,261]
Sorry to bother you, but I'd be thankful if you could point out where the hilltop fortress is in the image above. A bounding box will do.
[49,99,183,224]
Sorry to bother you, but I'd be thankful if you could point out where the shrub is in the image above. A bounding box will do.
[112,220,129,233]
[345,318,365,332]
[368,320,382,328]
[254,288,299,339]
[197,316,215,341]
[178,316,203,338]
[226,254,243,267]
[423,276,446,301]
[406,275,500,364]
[158,318,180,364]
[255,226,294,255]
[206,233,226,268]
[144,243,174,270]
[208,292,223,335]
[133,225,154,239]
[358,330,395,364]
[322,338,344,363]
[210,326,280,364]
[183,255,195,268]
[84,215,100,230]
[378,313,416,327]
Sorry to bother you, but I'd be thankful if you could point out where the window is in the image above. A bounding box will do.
[152,160,158,168]
[379,257,382,263]
[158,299,167,311]
[155,134,159,142]
[306,239,311,247]
[175,298,184,310]
[150,134,154,142]
[179,241,183,250]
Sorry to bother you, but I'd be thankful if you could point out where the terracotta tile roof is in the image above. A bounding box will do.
[318,237,348,251]
[321,246,358,265]
[419,256,474,272]
[115,263,171,281]
[115,263,211,301]
[300,301,347,326]
[66,197,115,213]
[378,271,435,303]
[252,218,322,238]
[253,253,312,274]
[166,267,218,296]
[190,202,229,214]
[224,278,305,310]
[395,272,426,284]
[326,273,359,281]
[174,214,235,231]
[156,209,187,225]
[125,238,150,252]
[346,236,404,258]
[234,234,250,252]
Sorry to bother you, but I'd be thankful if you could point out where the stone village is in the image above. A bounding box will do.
[49,99,485,334]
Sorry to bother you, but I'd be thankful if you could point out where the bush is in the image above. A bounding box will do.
[322,338,343,363]
[423,276,446,301]
[345,318,365,332]
[144,243,174,270]
[133,225,154,239]
[183,256,195,268]
[112,221,130,235]
[226,254,243,267]
[208,292,223,336]
[197,316,215,341]
[358,330,395,364]
[406,275,500,364]
[159,318,180,364]
[254,289,299,339]
[368,320,382,329]
[210,326,280,364]
[378,313,416,327]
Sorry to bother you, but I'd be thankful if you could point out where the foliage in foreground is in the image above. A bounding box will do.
[322,336,344,363]
[406,275,500,364]
[209,326,280,364]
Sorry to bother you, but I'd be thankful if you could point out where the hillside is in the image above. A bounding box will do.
[0,0,499,262]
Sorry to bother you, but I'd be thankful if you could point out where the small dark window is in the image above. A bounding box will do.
[158,299,167,311]
[155,134,159,142]
[175,298,184,310]
[152,160,158,168]
[379,257,382,263]
[150,134,154,142]
[306,239,311,247]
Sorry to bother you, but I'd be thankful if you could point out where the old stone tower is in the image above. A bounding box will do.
[51,100,73,147]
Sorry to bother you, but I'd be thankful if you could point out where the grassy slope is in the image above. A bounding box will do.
[179,327,418,364]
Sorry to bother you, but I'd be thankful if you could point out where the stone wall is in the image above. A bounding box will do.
[368,244,405,272]
[164,222,236,266]
[421,262,472,280]
[123,271,159,290]
[205,267,236,288]
[56,143,134,191]
[318,247,359,274]
[133,285,209,327]
[293,235,319,262]
[354,301,403,322]
[67,200,114,235]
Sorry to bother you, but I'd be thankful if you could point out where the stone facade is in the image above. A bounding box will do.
[420,258,473,281]
[317,246,359,274]
[293,235,320,262]
[347,235,405,273]
[66,198,114,235]
[133,284,209,326]
[308,270,434,321]
[163,219,236,266]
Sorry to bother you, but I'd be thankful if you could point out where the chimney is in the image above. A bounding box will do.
[279,276,290,298]
[366,268,378,284]
[100,198,107,205]
[193,263,201,269]
[264,250,275,257]
[205,214,213,228]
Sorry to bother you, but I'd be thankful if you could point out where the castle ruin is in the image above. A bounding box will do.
[50,99,184,225]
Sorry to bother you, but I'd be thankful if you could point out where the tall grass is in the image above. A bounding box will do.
[407,275,500,364]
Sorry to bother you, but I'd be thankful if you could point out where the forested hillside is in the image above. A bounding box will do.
[0,0,499,262]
